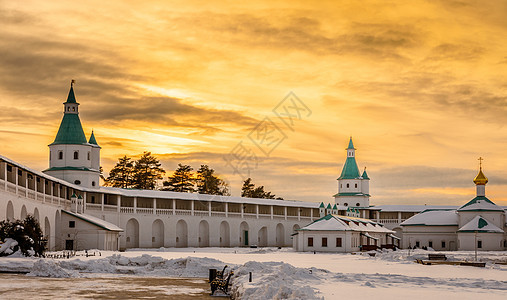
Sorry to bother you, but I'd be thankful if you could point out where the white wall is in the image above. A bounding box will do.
[457,232,505,251]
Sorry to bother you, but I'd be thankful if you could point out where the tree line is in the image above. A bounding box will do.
[104,152,281,199]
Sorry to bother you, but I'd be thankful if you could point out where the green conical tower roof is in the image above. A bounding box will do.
[326,203,332,209]
[66,85,77,103]
[51,84,87,145]
[339,157,360,179]
[361,168,369,180]
[88,130,99,146]
[332,204,337,209]
[319,202,325,208]
[339,137,360,179]
[347,137,355,149]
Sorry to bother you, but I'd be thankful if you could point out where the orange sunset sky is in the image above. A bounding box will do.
[1,0,507,206]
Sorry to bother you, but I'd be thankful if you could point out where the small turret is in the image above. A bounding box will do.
[319,202,325,217]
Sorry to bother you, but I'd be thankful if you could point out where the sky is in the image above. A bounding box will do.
[1,0,507,206]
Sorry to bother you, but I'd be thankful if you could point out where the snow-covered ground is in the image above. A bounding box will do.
[0,248,506,299]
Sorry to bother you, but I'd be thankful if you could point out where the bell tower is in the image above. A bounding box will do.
[43,81,100,189]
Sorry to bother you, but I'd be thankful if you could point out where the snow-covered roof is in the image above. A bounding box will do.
[299,215,350,231]
[372,205,458,212]
[458,196,504,212]
[0,155,82,190]
[400,210,458,226]
[62,210,123,231]
[97,186,320,208]
[458,215,504,233]
[0,154,319,209]
[298,214,393,233]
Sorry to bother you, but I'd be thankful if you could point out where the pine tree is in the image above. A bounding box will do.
[133,152,166,190]
[163,164,195,192]
[196,165,230,196]
[105,156,135,188]
[241,178,281,199]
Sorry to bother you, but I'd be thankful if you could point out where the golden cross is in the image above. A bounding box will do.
[478,157,483,169]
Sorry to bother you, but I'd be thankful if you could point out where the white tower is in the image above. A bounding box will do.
[43,81,101,189]
[334,137,370,209]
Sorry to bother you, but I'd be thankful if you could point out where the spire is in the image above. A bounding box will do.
[88,130,99,146]
[347,136,355,150]
[339,138,360,179]
[50,82,87,145]
[66,80,77,103]
[361,167,369,180]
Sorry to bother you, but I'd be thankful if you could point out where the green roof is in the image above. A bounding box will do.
[339,156,360,179]
[333,192,370,197]
[319,202,325,208]
[333,204,337,209]
[326,203,332,209]
[347,137,355,149]
[66,85,77,103]
[458,196,503,211]
[44,166,99,172]
[88,131,99,146]
[361,168,369,180]
[51,113,87,145]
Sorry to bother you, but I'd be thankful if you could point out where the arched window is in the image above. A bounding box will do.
[344,203,348,206]
[355,183,357,188]
[58,151,63,160]
[356,203,360,207]
[87,152,91,160]
[74,180,81,185]
[346,184,349,188]
[74,151,79,160]
[92,181,96,187]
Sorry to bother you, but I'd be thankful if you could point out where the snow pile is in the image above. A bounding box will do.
[48,255,226,277]
[0,238,19,256]
[231,261,323,300]
[27,259,80,278]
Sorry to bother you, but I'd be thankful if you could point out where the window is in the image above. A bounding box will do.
[91,196,95,203]
[415,241,420,248]
[69,221,75,228]
[355,183,357,188]
[340,184,342,188]
[322,237,328,247]
[72,107,75,112]
[87,152,91,160]
[441,241,446,248]
[74,151,79,160]
[74,180,81,185]
[356,203,360,207]
[7,165,12,172]
[152,237,156,243]
[344,203,348,206]
[477,240,482,249]
[336,237,342,247]
[92,181,96,187]
[18,170,22,176]
[346,184,349,188]
[428,241,433,248]
[308,237,314,247]
[58,151,63,160]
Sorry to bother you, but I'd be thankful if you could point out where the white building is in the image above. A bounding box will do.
[293,214,398,252]
[1,83,506,252]
[401,165,507,251]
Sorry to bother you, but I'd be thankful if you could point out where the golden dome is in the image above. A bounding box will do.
[473,168,488,185]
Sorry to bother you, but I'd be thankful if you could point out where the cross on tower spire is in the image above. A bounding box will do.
[478,157,484,169]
